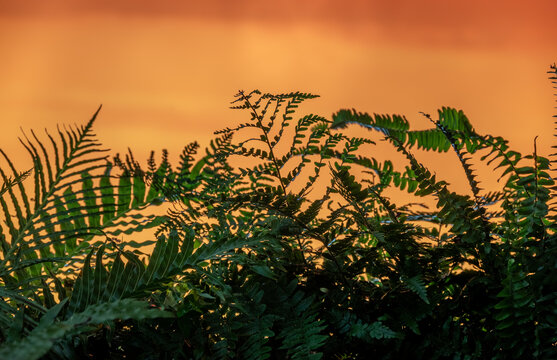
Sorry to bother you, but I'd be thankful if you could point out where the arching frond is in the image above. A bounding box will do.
[0,108,166,300]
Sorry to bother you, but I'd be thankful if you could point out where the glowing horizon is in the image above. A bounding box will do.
[1,1,556,194]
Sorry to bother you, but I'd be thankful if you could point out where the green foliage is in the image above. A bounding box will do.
[1,64,557,359]
[0,298,171,360]
[0,108,167,292]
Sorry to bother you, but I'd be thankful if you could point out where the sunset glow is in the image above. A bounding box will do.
[1,0,556,193]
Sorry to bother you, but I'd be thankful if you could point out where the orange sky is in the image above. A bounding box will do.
[1,0,556,194]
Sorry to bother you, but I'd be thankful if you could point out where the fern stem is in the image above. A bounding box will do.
[239,91,310,267]
[239,91,288,197]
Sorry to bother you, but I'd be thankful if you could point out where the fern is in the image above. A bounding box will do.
[68,228,261,314]
[0,298,171,360]
[2,63,557,358]
[493,259,535,358]
[349,319,398,340]
[0,108,166,299]
[277,292,327,360]
[0,108,174,356]
[403,275,430,304]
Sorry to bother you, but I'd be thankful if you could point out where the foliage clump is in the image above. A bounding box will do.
[0,64,557,359]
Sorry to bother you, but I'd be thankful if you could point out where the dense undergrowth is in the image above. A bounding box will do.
[0,64,556,359]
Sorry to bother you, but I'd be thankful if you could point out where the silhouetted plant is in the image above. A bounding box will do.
[1,64,557,359]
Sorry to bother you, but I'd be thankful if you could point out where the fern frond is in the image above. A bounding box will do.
[494,259,535,358]
[277,286,327,359]
[0,108,166,303]
[403,275,430,304]
[67,229,264,314]
[0,298,170,360]
[421,109,483,199]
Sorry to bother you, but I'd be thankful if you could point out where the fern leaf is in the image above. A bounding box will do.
[403,275,430,304]
[0,299,171,360]
[0,108,167,302]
